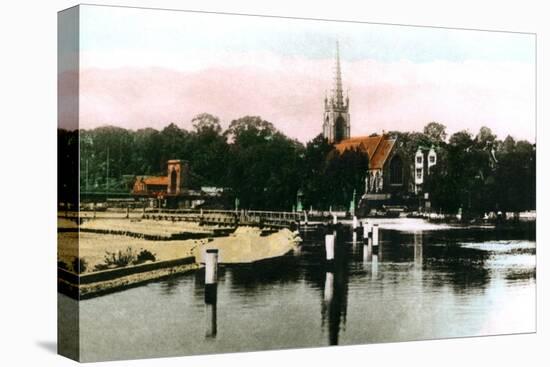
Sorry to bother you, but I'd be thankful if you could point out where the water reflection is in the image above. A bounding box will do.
[204,284,217,338]
[363,239,372,266]
[414,231,423,269]
[321,231,350,346]
[372,254,379,278]
[229,257,300,292]
[76,222,536,361]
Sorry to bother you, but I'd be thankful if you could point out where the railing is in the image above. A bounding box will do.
[141,208,305,229]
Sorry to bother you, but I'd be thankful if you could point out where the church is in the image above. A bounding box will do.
[322,43,433,210]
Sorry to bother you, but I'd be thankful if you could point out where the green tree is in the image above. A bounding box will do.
[188,113,229,187]
[224,116,304,210]
[423,121,447,143]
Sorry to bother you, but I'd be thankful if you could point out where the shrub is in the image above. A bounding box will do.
[58,260,68,270]
[103,247,137,268]
[135,249,156,264]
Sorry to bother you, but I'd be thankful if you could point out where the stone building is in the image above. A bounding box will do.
[323,42,437,210]
[132,159,190,199]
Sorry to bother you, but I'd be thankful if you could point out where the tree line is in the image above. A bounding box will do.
[65,114,535,215]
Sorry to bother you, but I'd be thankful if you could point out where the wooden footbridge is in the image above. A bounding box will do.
[142,208,308,230]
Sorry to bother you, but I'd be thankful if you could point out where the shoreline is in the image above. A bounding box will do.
[58,220,301,299]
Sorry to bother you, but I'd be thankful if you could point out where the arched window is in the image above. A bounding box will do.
[170,169,178,193]
[389,155,403,185]
[334,116,345,142]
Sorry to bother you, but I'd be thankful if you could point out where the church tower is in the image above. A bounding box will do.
[323,41,350,143]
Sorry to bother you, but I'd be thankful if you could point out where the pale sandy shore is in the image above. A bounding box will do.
[200,227,302,264]
[58,224,302,273]
[58,231,203,273]
[58,223,301,298]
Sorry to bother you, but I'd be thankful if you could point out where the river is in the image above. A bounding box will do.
[70,218,536,362]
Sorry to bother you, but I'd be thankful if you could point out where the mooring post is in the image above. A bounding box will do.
[126,205,130,219]
[333,214,338,225]
[204,248,218,338]
[352,216,358,231]
[304,211,308,226]
[363,220,371,240]
[325,234,335,261]
[373,224,380,246]
[205,249,219,285]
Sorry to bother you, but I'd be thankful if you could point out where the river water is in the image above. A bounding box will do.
[74,219,536,362]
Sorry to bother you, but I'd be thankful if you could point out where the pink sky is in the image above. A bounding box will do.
[73,55,535,143]
[61,6,535,143]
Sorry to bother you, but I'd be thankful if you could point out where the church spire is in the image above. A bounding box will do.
[322,40,351,143]
[332,41,345,109]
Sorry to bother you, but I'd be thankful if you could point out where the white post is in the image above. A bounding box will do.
[363,220,369,239]
[304,211,308,226]
[373,224,380,246]
[325,234,335,261]
[352,216,358,230]
[333,214,338,225]
[352,232,357,247]
[205,249,219,284]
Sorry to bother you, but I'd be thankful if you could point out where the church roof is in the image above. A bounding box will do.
[335,135,396,170]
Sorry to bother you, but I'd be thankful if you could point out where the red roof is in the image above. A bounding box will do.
[335,135,396,169]
[142,176,168,186]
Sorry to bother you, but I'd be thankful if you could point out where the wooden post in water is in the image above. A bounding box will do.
[363,220,370,241]
[325,234,335,261]
[126,205,130,219]
[304,211,308,226]
[205,249,219,285]
[204,248,218,338]
[373,224,380,246]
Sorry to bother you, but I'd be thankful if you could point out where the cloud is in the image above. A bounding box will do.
[77,54,535,143]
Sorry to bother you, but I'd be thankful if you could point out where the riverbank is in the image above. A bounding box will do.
[58,218,302,298]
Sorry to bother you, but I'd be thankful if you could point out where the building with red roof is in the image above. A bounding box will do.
[324,43,434,210]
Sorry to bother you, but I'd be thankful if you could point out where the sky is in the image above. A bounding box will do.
[66,4,536,142]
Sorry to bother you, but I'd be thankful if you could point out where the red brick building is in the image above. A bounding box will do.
[132,160,190,198]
